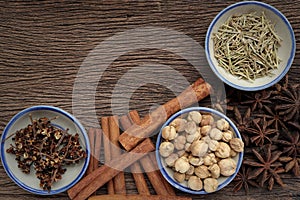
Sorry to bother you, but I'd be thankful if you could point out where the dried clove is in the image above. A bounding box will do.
[6,116,87,192]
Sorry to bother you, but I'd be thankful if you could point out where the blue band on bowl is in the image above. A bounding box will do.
[0,105,90,195]
[155,107,244,194]
[205,1,296,91]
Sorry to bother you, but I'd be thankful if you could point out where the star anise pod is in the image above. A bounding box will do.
[241,90,272,111]
[271,75,289,95]
[255,105,288,131]
[243,144,279,155]
[210,88,229,113]
[243,144,285,190]
[211,87,240,113]
[264,166,286,191]
[246,117,278,147]
[272,83,300,122]
[232,165,259,194]
[288,121,300,131]
[275,131,300,157]
[279,156,300,176]
[231,106,253,146]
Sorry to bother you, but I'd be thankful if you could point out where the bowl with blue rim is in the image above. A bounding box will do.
[205,1,295,91]
[0,105,90,195]
[156,107,244,194]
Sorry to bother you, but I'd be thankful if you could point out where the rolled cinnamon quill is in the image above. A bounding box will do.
[87,128,95,175]
[127,110,175,196]
[87,128,102,175]
[119,78,211,151]
[68,138,155,200]
[119,113,150,195]
[88,194,192,200]
[101,117,115,194]
[109,115,126,194]
[93,129,102,171]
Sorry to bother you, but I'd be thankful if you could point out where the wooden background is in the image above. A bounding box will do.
[0,0,299,199]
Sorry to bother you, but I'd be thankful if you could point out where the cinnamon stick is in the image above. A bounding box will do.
[119,114,150,195]
[87,128,95,175]
[109,116,126,194]
[139,155,167,195]
[128,110,141,126]
[93,129,102,170]
[87,128,102,196]
[88,194,192,200]
[127,110,175,196]
[148,152,175,196]
[129,162,150,195]
[101,117,114,194]
[119,114,132,130]
[68,138,155,200]
[119,78,211,151]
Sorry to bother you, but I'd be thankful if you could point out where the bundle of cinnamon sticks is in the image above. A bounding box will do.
[67,78,211,200]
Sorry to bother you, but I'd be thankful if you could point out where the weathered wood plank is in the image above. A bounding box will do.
[0,0,299,199]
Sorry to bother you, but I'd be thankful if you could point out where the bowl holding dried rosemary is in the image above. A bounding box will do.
[156,107,244,194]
[0,105,90,195]
[205,1,295,91]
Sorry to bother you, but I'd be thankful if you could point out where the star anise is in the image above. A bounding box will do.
[210,88,229,113]
[275,131,300,157]
[243,144,285,190]
[264,166,285,191]
[232,165,259,194]
[246,117,278,147]
[231,106,253,146]
[279,156,300,176]
[255,105,287,131]
[243,144,279,155]
[288,121,300,131]
[241,90,272,111]
[211,87,240,113]
[271,75,289,95]
[272,83,300,122]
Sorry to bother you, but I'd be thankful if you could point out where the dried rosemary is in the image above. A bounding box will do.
[213,12,281,81]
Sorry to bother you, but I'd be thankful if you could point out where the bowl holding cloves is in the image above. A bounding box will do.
[156,107,244,194]
[0,105,90,195]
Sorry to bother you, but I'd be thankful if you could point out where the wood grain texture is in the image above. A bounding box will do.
[0,0,299,199]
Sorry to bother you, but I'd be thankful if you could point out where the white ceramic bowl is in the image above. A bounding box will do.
[205,1,295,91]
[0,105,90,195]
[156,107,243,194]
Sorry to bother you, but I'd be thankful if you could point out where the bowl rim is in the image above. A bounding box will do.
[0,105,90,195]
[205,1,296,91]
[155,107,244,194]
